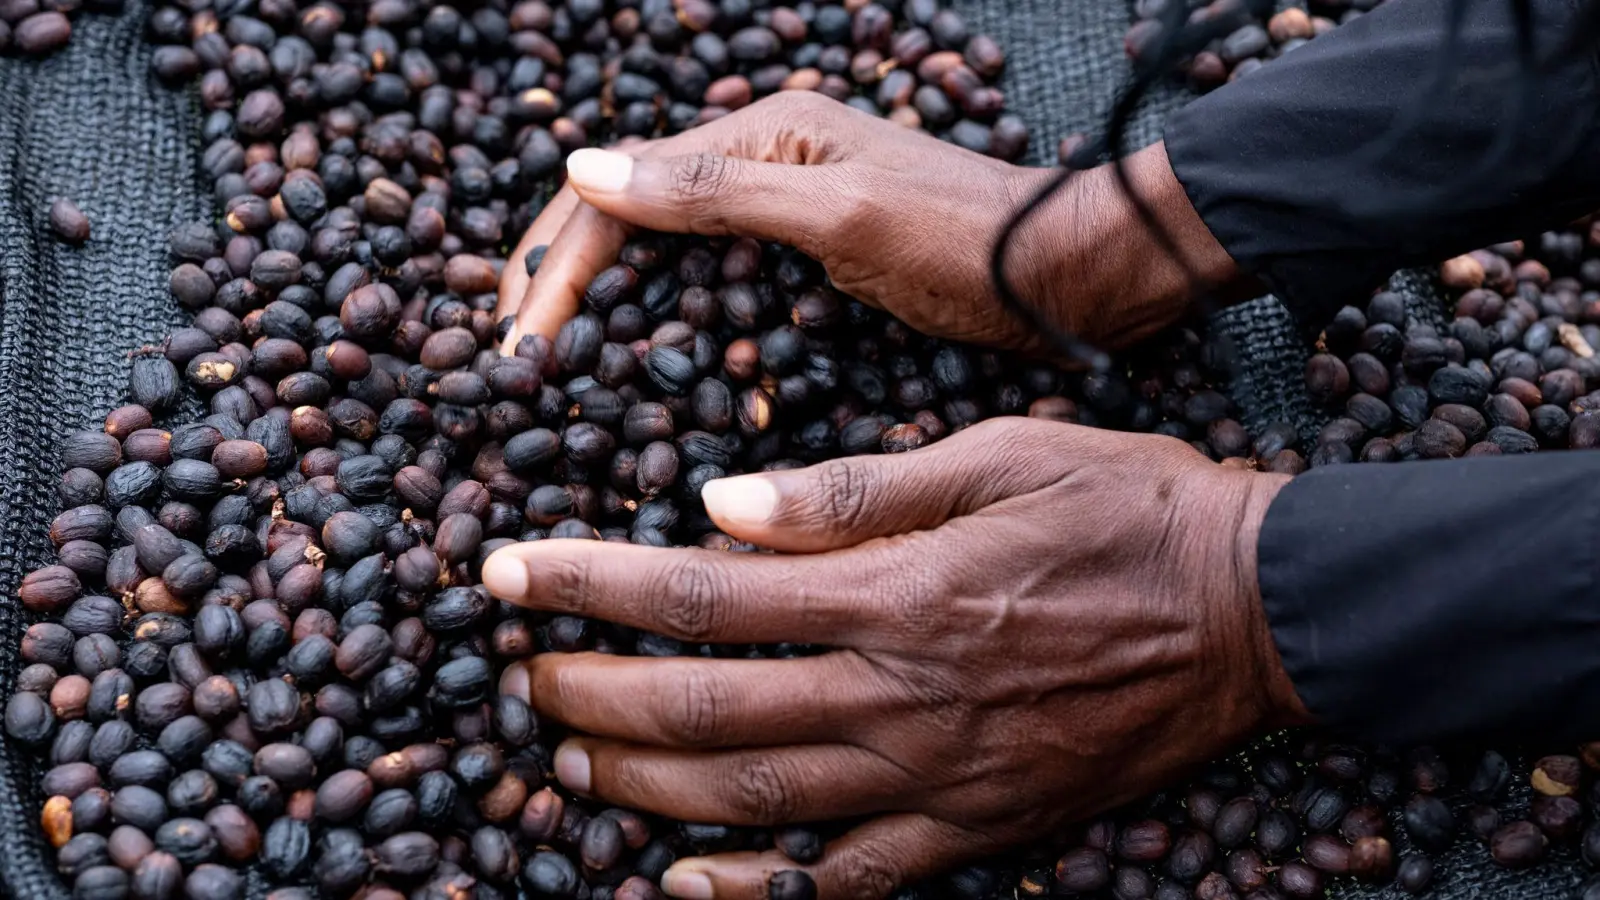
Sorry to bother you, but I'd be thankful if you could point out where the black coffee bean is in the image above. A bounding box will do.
[1402,794,1455,851]
[523,850,580,898]
[261,816,312,879]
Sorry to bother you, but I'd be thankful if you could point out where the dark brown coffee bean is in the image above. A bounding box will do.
[131,851,184,900]
[1347,836,1394,882]
[335,623,393,681]
[1300,834,1350,875]
[20,564,80,613]
[1531,794,1583,840]
[14,9,67,53]
[49,197,91,244]
[1055,847,1109,892]
[1491,820,1548,868]
[1275,860,1321,900]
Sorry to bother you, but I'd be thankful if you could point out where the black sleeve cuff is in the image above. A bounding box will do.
[1258,454,1600,744]
[1165,0,1600,329]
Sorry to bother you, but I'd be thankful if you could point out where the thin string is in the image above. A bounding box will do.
[988,0,1241,370]
[989,0,1598,364]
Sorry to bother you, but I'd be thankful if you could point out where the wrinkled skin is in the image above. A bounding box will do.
[497,91,1243,359]
[493,85,1289,900]
[486,420,1306,899]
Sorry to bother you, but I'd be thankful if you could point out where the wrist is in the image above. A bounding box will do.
[1005,142,1252,349]
[1228,470,1313,730]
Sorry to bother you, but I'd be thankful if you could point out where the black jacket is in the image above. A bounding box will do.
[1165,0,1600,741]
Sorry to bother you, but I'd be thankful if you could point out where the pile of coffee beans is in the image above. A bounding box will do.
[20,0,1595,897]
[1027,741,1600,900]
[142,0,1029,166]
[1289,228,1600,467]
[0,0,120,56]
[15,229,1256,900]
[1124,0,1384,97]
[4,1,1271,899]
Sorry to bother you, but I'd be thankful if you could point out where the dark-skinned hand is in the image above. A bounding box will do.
[482,418,1308,900]
[495,91,1244,358]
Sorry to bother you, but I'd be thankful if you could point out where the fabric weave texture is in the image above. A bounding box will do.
[0,1,1577,897]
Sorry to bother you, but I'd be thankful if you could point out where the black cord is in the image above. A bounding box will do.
[987,0,1228,371]
[989,0,1600,359]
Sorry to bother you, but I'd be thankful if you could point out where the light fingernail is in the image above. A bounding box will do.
[701,477,780,527]
[567,149,633,193]
[481,551,528,601]
[553,742,592,793]
[661,867,715,900]
[498,662,530,702]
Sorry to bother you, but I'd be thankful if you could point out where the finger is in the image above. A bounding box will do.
[496,185,581,328]
[660,814,982,900]
[507,198,636,349]
[552,737,907,826]
[501,651,879,748]
[700,419,1070,553]
[563,148,843,256]
[480,539,877,645]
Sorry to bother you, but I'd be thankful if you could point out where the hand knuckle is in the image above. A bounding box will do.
[544,554,593,615]
[784,89,828,111]
[899,662,963,709]
[766,89,828,119]
[966,418,1053,469]
[729,756,799,824]
[661,667,729,746]
[832,845,901,899]
[955,417,1020,446]
[836,172,883,229]
[812,460,872,528]
[657,556,728,642]
[757,90,804,114]
[670,153,735,208]
[899,562,949,626]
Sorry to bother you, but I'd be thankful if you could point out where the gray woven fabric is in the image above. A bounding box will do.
[0,3,206,899]
[0,1,1581,898]
[954,0,1192,162]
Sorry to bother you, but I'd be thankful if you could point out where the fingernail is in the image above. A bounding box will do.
[553,741,592,793]
[701,476,780,527]
[499,662,530,702]
[481,551,528,601]
[567,149,633,193]
[661,867,715,900]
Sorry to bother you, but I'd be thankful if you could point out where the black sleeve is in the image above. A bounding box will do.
[1257,453,1600,744]
[1164,0,1600,328]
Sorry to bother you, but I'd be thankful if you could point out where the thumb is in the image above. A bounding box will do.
[564,148,839,253]
[700,420,1060,553]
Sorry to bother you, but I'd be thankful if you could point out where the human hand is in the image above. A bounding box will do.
[483,417,1308,900]
[496,92,1242,359]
